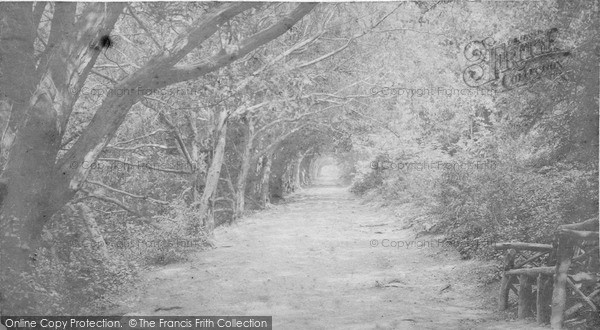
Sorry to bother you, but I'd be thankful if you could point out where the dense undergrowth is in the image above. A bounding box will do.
[27,200,211,315]
[351,152,598,261]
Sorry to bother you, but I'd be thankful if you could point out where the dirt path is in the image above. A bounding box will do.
[123,179,545,330]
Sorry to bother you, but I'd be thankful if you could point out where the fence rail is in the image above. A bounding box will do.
[494,218,599,329]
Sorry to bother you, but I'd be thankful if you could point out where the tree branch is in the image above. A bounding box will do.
[126,5,162,50]
[35,2,76,80]
[112,129,167,146]
[32,2,47,33]
[165,3,254,66]
[141,98,195,170]
[255,108,329,136]
[253,124,309,162]
[292,3,402,71]
[254,31,324,75]
[80,188,141,217]
[98,158,193,175]
[86,179,169,205]
[90,70,118,84]
[105,144,176,152]
[158,3,318,86]
[293,37,353,70]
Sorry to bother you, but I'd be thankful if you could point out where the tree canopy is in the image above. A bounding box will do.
[0,0,597,316]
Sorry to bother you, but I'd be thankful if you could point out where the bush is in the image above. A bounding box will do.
[435,163,598,259]
[15,206,140,315]
[349,154,598,261]
[350,170,383,195]
[15,198,212,315]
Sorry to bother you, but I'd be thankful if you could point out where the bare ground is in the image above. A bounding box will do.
[116,179,548,329]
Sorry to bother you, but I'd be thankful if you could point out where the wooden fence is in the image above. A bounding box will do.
[494,218,599,329]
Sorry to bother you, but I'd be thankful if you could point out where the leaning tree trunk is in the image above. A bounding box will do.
[0,94,62,314]
[195,110,228,233]
[0,3,126,315]
[75,203,109,260]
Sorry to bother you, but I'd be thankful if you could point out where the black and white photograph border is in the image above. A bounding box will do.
[0,1,598,329]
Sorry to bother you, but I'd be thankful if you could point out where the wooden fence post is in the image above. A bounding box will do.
[551,235,574,329]
[537,273,553,324]
[518,274,534,319]
[499,249,517,311]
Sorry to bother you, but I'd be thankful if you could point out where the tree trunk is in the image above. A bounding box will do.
[301,167,307,186]
[301,155,311,186]
[234,119,255,218]
[187,110,201,204]
[0,3,36,164]
[0,93,66,314]
[76,204,109,260]
[0,3,125,315]
[298,149,313,186]
[309,158,319,181]
[195,110,228,233]
[259,154,272,207]
[293,152,303,190]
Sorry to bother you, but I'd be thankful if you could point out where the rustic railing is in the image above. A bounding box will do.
[494,218,599,329]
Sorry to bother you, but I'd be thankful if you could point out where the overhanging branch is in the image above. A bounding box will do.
[158,3,318,86]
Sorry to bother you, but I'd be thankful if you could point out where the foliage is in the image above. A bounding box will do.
[0,0,597,316]
[347,0,598,260]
